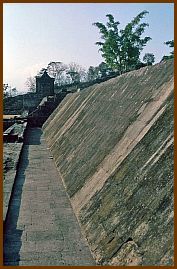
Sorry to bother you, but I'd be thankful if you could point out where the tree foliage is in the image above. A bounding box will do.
[3,83,10,98]
[66,62,87,84]
[26,61,88,92]
[25,76,36,92]
[165,40,174,56]
[143,53,155,65]
[47,62,67,86]
[87,66,99,81]
[11,87,18,97]
[93,11,151,73]
[3,84,18,98]
[87,62,113,81]
[161,40,174,62]
[165,40,174,48]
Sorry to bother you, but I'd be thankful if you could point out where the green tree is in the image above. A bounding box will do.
[143,53,155,65]
[98,62,112,77]
[93,11,151,73]
[165,40,174,52]
[87,66,99,81]
[161,40,174,62]
[87,62,113,82]
[165,40,174,57]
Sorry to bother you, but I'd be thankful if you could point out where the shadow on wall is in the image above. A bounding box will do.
[3,128,42,265]
[24,127,43,145]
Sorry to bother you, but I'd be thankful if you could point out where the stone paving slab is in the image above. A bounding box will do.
[3,127,95,266]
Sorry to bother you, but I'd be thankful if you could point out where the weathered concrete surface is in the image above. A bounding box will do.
[3,128,95,266]
[3,122,28,220]
[3,142,23,221]
[43,59,174,265]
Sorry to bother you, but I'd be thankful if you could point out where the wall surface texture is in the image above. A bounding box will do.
[43,59,174,266]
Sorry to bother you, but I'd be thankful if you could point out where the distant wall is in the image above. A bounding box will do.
[43,59,174,266]
[4,93,43,114]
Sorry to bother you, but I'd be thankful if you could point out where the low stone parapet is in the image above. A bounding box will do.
[3,142,24,222]
[3,122,28,222]
[3,122,27,143]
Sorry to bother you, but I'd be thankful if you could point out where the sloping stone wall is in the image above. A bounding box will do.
[43,59,174,265]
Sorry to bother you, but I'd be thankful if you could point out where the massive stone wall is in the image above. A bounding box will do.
[4,93,43,115]
[43,59,174,266]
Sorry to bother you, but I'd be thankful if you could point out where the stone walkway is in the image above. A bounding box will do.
[3,127,95,266]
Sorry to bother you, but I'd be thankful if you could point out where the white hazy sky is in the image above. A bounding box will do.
[3,3,174,92]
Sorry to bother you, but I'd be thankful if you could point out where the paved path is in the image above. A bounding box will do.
[4,127,95,266]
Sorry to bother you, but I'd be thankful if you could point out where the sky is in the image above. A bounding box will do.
[3,3,174,92]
